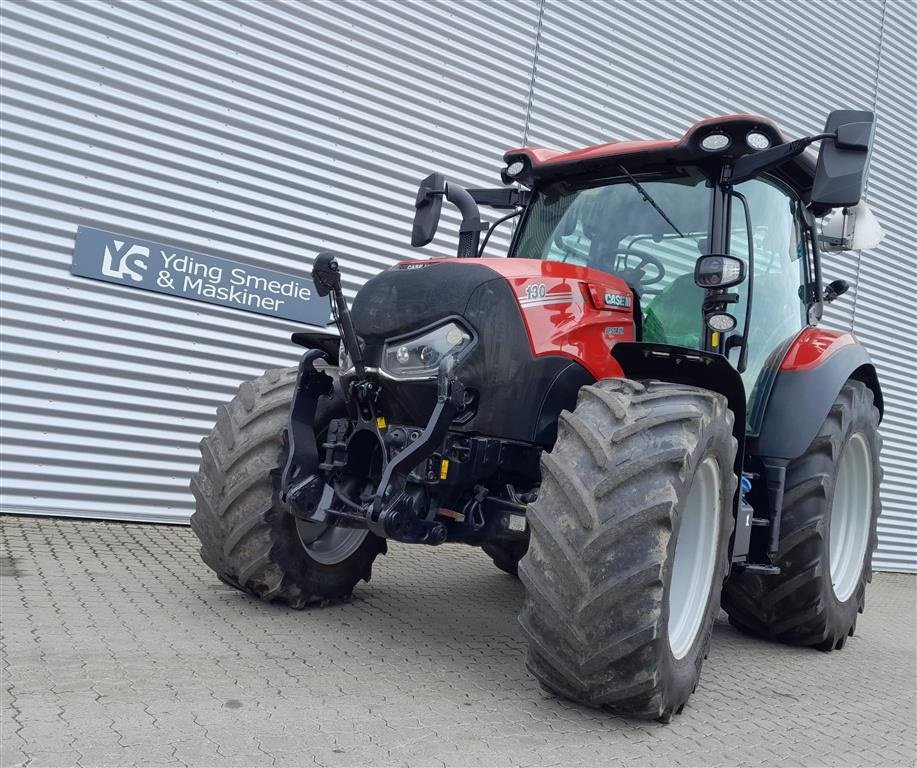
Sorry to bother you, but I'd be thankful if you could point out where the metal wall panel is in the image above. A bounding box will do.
[0,0,540,523]
[849,1,917,571]
[1,0,913,570]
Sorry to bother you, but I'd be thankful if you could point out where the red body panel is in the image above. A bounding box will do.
[504,139,676,170]
[780,328,858,371]
[398,258,634,380]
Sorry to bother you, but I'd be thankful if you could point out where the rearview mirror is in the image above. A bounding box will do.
[812,110,875,209]
[411,172,445,247]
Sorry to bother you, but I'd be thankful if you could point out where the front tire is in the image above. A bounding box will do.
[519,379,737,721]
[190,366,385,608]
[723,379,881,649]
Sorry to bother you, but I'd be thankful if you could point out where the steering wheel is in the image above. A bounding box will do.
[602,248,667,290]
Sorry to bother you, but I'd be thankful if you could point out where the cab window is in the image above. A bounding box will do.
[729,177,807,414]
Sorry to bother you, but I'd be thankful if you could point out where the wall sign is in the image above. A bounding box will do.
[71,226,331,326]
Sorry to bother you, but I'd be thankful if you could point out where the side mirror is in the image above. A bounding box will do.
[823,279,850,304]
[411,172,445,247]
[812,110,875,209]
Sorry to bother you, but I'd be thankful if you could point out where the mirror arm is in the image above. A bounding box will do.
[729,133,835,186]
[467,187,530,209]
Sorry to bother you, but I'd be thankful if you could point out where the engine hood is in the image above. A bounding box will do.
[350,260,505,342]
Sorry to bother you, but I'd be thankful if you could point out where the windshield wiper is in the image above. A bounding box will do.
[617,164,685,238]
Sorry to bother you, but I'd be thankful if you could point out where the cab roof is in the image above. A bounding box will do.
[504,114,818,193]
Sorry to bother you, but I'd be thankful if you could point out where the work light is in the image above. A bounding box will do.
[694,254,746,288]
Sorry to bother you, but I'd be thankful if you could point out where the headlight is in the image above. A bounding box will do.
[338,340,353,373]
[381,321,474,379]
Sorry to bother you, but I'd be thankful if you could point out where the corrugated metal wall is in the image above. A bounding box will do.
[851,0,917,570]
[1,0,913,569]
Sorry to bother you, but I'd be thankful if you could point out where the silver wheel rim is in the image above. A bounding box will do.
[295,519,368,566]
[668,456,721,660]
[830,432,872,602]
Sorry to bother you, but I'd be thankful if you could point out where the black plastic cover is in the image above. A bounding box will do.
[750,343,882,461]
[291,330,339,363]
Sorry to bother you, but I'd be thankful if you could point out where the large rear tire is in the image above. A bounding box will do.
[723,379,881,649]
[519,379,737,721]
[190,365,385,608]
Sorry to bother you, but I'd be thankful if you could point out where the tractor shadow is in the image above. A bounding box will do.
[239,542,805,723]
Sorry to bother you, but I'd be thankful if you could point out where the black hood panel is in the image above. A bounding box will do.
[350,261,503,341]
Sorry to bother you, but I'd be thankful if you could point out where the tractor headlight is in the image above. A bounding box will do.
[700,133,730,152]
[381,321,474,380]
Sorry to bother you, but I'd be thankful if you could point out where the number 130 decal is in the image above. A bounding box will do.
[525,283,547,300]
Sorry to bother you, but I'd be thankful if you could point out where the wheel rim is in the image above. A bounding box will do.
[668,456,721,660]
[295,519,368,566]
[829,432,872,602]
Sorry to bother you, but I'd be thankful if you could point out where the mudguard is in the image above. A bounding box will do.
[611,342,746,446]
[749,329,883,461]
[291,330,339,363]
[611,342,750,560]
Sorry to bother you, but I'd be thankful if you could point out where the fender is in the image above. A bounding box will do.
[749,329,883,461]
[611,342,751,560]
[291,330,339,364]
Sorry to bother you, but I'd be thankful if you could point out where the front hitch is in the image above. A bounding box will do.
[282,347,468,545]
[366,356,466,543]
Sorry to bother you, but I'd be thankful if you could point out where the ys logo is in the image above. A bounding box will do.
[101,239,149,282]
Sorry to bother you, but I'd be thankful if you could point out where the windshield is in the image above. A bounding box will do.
[512,169,711,349]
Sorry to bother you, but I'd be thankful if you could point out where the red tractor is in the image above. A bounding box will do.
[191,111,884,721]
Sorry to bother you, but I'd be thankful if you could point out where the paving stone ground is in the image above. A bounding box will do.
[1,515,915,768]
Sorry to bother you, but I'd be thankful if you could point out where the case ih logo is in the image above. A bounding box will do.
[604,291,631,308]
[100,239,150,282]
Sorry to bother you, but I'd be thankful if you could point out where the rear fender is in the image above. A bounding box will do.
[750,329,883,461]
[611,342,749,559]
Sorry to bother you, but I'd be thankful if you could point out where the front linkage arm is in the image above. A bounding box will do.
[280,348,334,516]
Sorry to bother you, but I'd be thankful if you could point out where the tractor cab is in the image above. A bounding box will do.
[506,129,812,418]
[503,113,878,397]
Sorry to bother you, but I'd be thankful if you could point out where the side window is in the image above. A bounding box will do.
[729,178,807,416]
